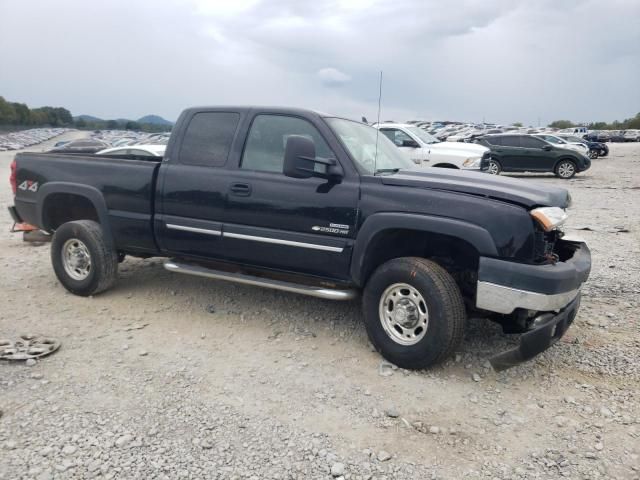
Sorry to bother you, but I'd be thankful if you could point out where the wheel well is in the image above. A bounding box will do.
[42,193,99,231]
[361,229,480,298]
[432,163,459,169]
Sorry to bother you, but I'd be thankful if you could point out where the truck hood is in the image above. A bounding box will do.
[382,169,570,209]
[431,142,488,156]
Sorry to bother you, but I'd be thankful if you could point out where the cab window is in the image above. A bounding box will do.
[241,115,334,174]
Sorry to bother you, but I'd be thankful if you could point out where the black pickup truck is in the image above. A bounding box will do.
[8,107,591,370]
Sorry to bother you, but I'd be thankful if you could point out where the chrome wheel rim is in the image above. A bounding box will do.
[487,160,500,175]
[62,238,92,281]
[558,162,575,178]
[378,283,429,346]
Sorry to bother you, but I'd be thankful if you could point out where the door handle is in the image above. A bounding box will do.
[229,183,252,196]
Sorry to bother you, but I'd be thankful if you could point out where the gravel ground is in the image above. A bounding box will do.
[1,134,639,480]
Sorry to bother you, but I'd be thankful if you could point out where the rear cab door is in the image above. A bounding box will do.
[155,108,243,258]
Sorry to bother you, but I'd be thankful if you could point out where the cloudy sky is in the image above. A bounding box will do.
[0,0,638,125]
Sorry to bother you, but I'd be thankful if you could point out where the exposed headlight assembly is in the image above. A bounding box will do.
[530,207,568,232]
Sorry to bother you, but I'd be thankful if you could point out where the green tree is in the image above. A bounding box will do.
[548,120,575,129]
[106,120,119,129]
[125,121,141,130]
[512,122,523,127]
[0,96,17,124]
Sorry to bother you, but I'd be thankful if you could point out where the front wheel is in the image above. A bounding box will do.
[363,257,466,369]
[51,220,118,296]
[588,150,599,159]
[555,160,577,179]
[487,158,501,175]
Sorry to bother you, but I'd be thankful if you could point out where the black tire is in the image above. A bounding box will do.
[51,220,118,296]
[588,150,598,159]
[363,257,466,369]
[487,158,501,175]
[555,159,576,179]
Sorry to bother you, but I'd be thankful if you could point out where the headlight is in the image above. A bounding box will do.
[530,207,568,232]
[462,157,481,168]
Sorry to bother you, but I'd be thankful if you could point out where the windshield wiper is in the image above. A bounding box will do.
[374,168,401,176]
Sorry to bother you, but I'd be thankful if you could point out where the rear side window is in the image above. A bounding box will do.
[485,136,502,146]
[501,136,521,147]
[180,112,240,167]
[520,137,545,148]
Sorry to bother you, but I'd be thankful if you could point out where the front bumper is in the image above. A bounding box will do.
[489,295,580,371]
[476,240,591,314]
[476,240,590,370]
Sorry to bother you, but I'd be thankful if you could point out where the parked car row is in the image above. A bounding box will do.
[0,128,69,151]
[402,121,562,143]
[373,124,596,179]
[47,130,171,155]
[584,129,640,142]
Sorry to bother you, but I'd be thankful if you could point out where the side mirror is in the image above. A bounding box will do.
[283,135,343,181]
[401,139,420,148]
[542,145,552,151]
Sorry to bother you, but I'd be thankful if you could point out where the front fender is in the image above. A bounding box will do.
[350,212,498,286]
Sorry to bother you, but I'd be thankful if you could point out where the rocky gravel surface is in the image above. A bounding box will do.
[1,135,639,479]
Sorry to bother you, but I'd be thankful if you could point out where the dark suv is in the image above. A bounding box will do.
[476,134,591,179]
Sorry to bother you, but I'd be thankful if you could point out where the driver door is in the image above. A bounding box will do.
[221,113,360,280]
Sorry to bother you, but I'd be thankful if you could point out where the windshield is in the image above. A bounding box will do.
[545,136,564,144]
[327,118,415,175]
[406,126,439,144]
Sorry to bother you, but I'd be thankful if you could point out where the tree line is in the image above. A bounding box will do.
[0,96,73,127]
[0,96,171,132]
[549,112,640,130]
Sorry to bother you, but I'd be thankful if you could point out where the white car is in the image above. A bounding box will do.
[96,144,166,157]
[533,134,589,154]
[623,130,640,142]
[558,126,588,135]
[376,123,489,170]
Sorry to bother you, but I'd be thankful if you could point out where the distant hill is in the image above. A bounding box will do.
[137,115,173,126]
[74,114,103,122]
[74,114,173,126]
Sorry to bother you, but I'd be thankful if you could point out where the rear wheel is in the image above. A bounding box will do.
[363,257,466,369]
[555,160,576,179]
[487,158,501,175]
[588,150,598,159]
[51,220,118,296]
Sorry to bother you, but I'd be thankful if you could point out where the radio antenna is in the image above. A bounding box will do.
[373,70,383,173]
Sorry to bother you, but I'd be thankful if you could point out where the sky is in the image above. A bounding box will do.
[0,0,638,126]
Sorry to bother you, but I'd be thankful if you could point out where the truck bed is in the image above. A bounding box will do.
[13,152,162,253]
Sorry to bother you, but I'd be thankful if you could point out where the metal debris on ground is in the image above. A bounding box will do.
[0,334,60,361]
[124,323,150,331]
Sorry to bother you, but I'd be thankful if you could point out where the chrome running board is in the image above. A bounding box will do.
[164,260,357,301]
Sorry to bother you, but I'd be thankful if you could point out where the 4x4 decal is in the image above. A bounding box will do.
[18,180,39,192]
